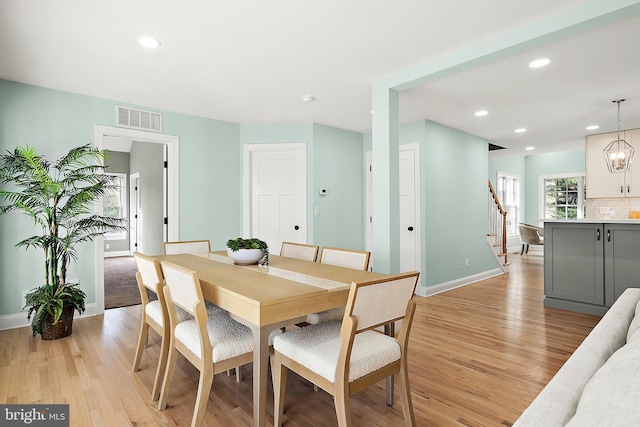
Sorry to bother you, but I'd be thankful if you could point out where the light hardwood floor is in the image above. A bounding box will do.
[0,252,600,426]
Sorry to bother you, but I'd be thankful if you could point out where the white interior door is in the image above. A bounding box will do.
[243,144,307,253]
[366,143,421,273]
[399,145,420,273]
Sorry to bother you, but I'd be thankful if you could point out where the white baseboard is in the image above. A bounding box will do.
[415,268,505,297]
[0,303,99,332]
[104,251,131,258]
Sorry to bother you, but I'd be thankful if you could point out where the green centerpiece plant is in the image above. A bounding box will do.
[0,143,127,339]
[226,237,269,266]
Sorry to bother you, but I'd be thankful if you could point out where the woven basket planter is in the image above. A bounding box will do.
[41,305,75,340]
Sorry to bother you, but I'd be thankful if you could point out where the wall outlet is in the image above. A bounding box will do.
[105,243,110,249]
[465,258,469,267]
[456,260,460,269]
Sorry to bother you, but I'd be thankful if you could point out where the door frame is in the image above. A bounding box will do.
[94,125,180,315]
[366,143,421,278]
[242,143,307,244]
[129,172,141,254]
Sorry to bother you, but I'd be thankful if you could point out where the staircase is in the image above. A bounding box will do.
[487,180,509,273]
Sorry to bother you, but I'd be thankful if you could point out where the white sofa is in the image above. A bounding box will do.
[514,288,640,426]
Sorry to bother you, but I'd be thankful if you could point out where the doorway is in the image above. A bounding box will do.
[94,125,179,315]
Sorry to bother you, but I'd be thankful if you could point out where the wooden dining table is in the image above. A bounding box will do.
[157,251,388,427]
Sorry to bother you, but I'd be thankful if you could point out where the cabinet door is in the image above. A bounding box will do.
[586,133,625,198]
[544,222,604,305]
[624,129,640,197]
[604,224,640,305]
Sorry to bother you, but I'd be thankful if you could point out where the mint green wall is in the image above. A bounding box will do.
[524,149,585,224]
[164,113,241,250]
[421,120,495,286]
[0,80,243,316]
[312,124,365,249]
[489,149,585,225]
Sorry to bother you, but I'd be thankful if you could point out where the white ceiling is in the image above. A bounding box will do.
[2,1,640,158]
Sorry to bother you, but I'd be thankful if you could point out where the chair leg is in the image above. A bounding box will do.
[191,366,214,427]
[397,365,416,426]
[151,328,171,401]
[525,244,530,254]
[158,347,178,410]
[334,382,351,427]
[271,352,288,427]
[132,321,149,372]
[235,366,242,382]
[520,244,525,255]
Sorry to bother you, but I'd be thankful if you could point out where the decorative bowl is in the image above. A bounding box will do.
[226,248,264,265]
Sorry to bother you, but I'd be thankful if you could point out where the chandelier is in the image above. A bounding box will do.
[603,99,634,173]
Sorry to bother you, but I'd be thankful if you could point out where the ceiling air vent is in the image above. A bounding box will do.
[116,106,162,132]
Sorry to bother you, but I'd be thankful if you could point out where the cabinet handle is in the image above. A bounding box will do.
[597,228,601,241]
[621,185,624,194]
[607,229,611,242]
[628,185,631,193]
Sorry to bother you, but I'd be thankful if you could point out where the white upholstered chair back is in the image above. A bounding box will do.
[134,252,163,293]
[347,272,420,332]
[280,241,319,262]
[160,261,202,315]
[319,247,370,271]
[163,240,211,255]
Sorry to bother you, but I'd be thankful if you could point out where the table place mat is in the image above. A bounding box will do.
[200,252,348,291]
[251,266,348,291]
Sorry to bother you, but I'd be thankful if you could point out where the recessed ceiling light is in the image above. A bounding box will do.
[474,110,488,117]
[515,128,527,133]
[138,36,161,48]
[586,125,600,130]
[301,95,315,103]
[525,146,535,151]
[529,58,551,68]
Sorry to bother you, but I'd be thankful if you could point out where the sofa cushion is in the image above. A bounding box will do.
[626,299,640,342]
[565,336,640,426]
[513,288,640,427]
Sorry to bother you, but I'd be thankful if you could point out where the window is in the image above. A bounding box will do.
[542,175,586,220]
[496,172,519,235]
[103,173,127,239]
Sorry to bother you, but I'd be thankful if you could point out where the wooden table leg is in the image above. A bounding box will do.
[251,324,270,427]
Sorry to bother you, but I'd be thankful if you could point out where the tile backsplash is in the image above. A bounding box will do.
[587,198,640,220]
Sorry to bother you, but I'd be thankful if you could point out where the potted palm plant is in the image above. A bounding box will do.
[226,237,269,266]
[0,143,127,339]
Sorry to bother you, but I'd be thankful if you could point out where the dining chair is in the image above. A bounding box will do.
[157,260,281,427]
[305,247,371,325]
[163,239,211,255]
[271,271,421,427]
[518,223,544,255]
[280,241,319,262]
[132,252,191,401]
[162,239,242,380]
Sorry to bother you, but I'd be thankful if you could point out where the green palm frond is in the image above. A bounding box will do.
[1,143,127,336]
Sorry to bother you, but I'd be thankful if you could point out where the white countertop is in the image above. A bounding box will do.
[544,219,640,224]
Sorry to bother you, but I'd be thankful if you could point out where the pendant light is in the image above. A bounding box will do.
[603,99,634,173]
